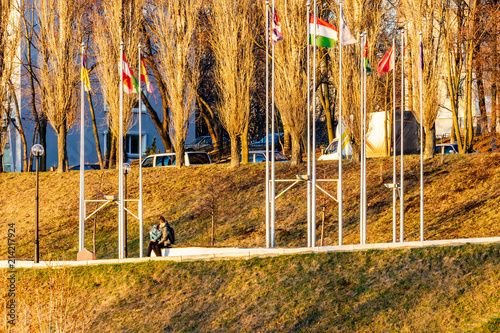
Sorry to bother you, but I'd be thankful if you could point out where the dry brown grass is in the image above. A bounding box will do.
[1,244,500,331]
[1,153,500,260]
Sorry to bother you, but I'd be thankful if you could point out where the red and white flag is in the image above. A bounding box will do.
[122,54,138,94]
[377,46,394,77]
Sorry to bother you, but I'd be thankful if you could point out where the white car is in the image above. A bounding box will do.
[317,138,352,161]
[142,152,211,167]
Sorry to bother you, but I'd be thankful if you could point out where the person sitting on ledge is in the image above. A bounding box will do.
[156,216,175,256]
[146,223,162,257]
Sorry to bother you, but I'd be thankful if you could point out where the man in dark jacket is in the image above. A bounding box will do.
[155,216,173,256]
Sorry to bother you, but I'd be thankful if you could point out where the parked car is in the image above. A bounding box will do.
[185,136,230,151]
[435,143,459,154]
[248,133,285,149]
[68,164,101,171]
[142,152,211,167]
[242,150,290,163]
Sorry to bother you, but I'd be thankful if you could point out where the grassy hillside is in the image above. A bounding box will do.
[1,153,500,260]
[1,243,500,332]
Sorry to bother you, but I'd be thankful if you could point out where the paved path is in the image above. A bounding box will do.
[2,236,500,269]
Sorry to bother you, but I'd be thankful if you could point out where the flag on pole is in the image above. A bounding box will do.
[270,9,283,44]
[140,56,153,94]
[122,53,139,94]
[309,14,338,48]
[364,40,372,75]
[81,53,92,92]
[340,12,356,45]
[377,46,394,76]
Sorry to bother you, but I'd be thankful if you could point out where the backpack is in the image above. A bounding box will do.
[167,224,175,245]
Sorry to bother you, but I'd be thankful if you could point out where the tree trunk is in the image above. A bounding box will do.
[175,141,185,168]
[39,118,47,171]
[466,41,475,150]
[424,124,435,160]
[197,95,222,159]
[87,93,104,170]
[229,134,240,168]
[351,139,360,163]
[108,135,116,169]
[141,91,172,153]
[321,83,335,143]
[57,121,68,172]
[475,60,487,135]
[10,86,28,171]
[492,81,497,135]
[290,131,302,166]
[241,123,249,165]
[283,128,291,152]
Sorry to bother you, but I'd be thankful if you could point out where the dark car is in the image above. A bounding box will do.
[142,152,211,167]
[242,151,290,163]
[185,136,230,152]
[68,164,100,171]
[248,133,285,149]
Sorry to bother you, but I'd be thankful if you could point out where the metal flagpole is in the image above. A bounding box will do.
[338,2,344,246]
[419,31,424,242]
[138,43,144,258]
[306,1,312,247]
[119,42,125,259]
[359,33,364,245]
[79,42,86,252]
[400,29,405,243]
[363,31,368,244]
[265,1,270,248]
[311,0,317,247]
[392,37,397,243]
[271,0,276,248]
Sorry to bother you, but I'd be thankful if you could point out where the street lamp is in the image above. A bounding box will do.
[123,163,131,258]
[31,144,44,263]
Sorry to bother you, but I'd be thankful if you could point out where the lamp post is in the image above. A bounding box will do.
[31,144,44,263]
[123,163,131,258]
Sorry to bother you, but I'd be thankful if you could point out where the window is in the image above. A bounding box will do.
[125,134,146,157]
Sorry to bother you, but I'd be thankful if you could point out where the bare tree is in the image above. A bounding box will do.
[210,0,257,168]
[34,0,85,172]
[150,0,202,167]
[0,0,20,173]
[273,0,308,166]
[93,0,142,168]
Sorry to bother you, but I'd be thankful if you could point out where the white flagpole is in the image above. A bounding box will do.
[79,42,86,252]
[363,31,368,244]
[265,1,270,248]
[119,42,125,259]
[306,1,312,247]
[400,29,405,243]
[271,0,276,248]
[419,31,424,242]
[392,37,397,243]
[359,33,364,245]
[338,3,344,246]
[138,43,144,258]
[311,0,317,247]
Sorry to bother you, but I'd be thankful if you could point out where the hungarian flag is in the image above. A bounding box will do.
[122,53,138,94]
[309,14,338,48]
[364,40,372,75]
[270,9,283,44]
[140,55,153,93]
[377,46,394,77]
[81,53,92,92]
